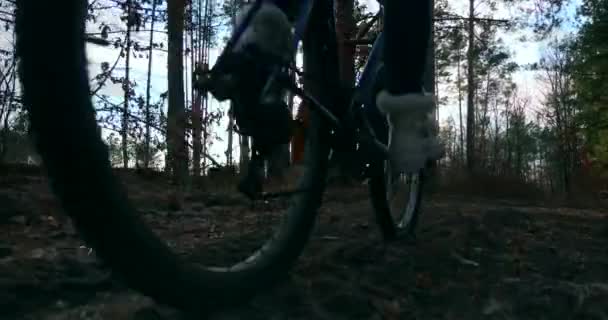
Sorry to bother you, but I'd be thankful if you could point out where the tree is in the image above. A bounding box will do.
[222,0,249,172]
[538,39,580,194]
[572,0,608,172]
[167,0,189,188]
[143,0,160,168]
[121,0,135,168]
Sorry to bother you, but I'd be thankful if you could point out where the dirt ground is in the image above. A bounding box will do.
[1,168,607,320]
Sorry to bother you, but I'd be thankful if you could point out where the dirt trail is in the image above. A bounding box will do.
[1,170,607,319]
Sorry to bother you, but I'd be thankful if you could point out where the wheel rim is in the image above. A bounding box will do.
[385,163,421,230]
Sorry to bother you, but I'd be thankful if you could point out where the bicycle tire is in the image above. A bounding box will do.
[369,162,425,241]
[15,0,330,314]
[363,70,425,241]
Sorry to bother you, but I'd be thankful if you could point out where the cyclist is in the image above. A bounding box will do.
[233,0,443,175]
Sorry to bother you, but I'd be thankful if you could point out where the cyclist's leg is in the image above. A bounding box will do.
[382,0,432,94]
[377,0,443,173]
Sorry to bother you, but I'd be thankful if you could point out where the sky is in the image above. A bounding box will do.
[1,0,583,167]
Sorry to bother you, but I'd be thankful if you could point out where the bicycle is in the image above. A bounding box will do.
[16,0,431,314]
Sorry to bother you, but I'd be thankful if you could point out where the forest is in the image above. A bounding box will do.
[0,0,606,201]
[0,0,607,319]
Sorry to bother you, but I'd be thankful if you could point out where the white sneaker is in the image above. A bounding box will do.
[376,90,444,173]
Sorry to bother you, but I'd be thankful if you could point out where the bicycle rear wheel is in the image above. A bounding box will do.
[16,0,330,314]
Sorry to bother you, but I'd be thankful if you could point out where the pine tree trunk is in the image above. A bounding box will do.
[466,0,476,173]
[226,112,234,167]
[144,0,158,168]
[335,0,356,85]
[167,0,189,189]
[457,50,465,165]
[229,0,249,172]
[226,0,241,169]
[192,90,202,176]
[492,99,500,175]
[333,0,356,180]
[0,70,16,163]
[122,0,132,169]
[479,71,491,169]
[239,135,250,171]
[505,96,511,175]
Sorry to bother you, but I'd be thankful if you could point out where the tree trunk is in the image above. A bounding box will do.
[201,98,208,172]
[226,0,241,169]
[492,98,500,175]
[239,135,250,171]
[479,70,491,169]
[466,0,476,173]
[192,86,203,176]
[335,0,356,85]
[167,0,189,189]
[226,112,234,167]
[457,49,465,165]
[0,71,16,163]
[230,0,249,173]
[144,0,158,168]
[504,96,511,175]
[332,0,357,180]
[122,0,132,169]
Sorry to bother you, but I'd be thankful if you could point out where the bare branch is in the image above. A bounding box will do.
[436,15,510,24]
[355,12,380,39]
[94,94,222,167]
[86,29,168,37]
[90,46,125,96]
[0,16,13,24]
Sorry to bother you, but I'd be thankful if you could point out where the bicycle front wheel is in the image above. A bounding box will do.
[369,161,425,241]
[16,0,331,314]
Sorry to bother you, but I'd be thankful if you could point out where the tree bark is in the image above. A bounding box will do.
[226,0,241,169]
[457,48,465,165]
[192,86,203,176]
[226,112,234,167]
[479,70,491,169]
[0,70,16,163]
[466,0,476,173]
[239,135,250,171]
[167,0,189,188]
[144,0,158,168]
[332,0,357,180]
[335,0,356,85]
[122,0,132,169]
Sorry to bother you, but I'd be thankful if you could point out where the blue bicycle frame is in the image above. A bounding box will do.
[225,0,389,147]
